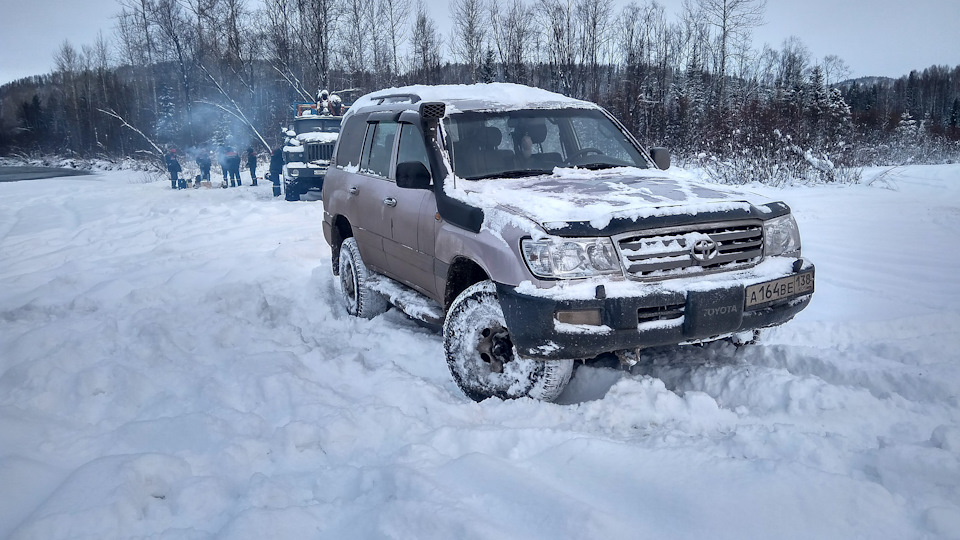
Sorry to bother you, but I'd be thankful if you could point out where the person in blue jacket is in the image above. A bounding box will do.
[165,148,182,189]
[225,147,241,187]
[269,147,283,197]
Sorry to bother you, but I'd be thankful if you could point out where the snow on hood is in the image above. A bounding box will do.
[296,132,339,144]
[445,166,767,231]
[347,83,597,119]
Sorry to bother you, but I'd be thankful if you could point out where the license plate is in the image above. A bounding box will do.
[745,271,814,308]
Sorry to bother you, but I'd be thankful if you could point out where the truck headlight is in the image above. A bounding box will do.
[521,237,620,279]
[763,214,801,257]
[290,169,300,177]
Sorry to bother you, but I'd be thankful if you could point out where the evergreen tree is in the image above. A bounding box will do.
[949,97,960,139]
[478,48,497,83]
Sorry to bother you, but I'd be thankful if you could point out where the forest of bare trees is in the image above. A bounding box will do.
[1,0,958,183]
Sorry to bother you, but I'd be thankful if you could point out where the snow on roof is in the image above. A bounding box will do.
[347,83,598,118]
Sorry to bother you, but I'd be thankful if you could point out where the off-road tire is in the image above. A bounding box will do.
[443,280,573,402]
[337,238,388,319]
[284,177,300,201]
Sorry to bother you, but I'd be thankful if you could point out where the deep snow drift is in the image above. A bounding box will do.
[1,165,959,539]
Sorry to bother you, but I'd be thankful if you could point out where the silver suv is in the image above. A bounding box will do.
[322,83,814,402]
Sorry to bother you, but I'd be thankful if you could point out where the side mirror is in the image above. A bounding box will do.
[649,147,670,170]
[396,161,432,190]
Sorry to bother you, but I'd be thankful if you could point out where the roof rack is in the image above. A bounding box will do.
[372,93,422,105]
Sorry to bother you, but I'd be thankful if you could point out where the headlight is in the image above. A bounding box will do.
[521,237,620,279]
[290,169,300,177]
[763,213,801,257]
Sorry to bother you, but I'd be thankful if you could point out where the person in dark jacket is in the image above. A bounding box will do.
[269,147,283,197]
[246,147,258,186]
[225,147,241,187]
[196,150,212,186]
[165,148,182,189]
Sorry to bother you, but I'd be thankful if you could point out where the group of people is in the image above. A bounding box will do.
[165,146,259,190]
[164,144,285,198]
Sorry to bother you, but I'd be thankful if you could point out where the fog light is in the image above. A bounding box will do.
[555,309,602,326]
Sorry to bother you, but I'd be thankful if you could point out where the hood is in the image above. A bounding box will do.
[446,167,784,236]
[296,132,339,144]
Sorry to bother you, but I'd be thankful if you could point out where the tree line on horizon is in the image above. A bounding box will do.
[0,0,958,184]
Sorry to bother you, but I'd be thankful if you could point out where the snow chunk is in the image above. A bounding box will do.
[296,132,338,144]
[932,425,960,453]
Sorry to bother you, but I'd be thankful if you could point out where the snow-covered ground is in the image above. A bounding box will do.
[1,165,959,539]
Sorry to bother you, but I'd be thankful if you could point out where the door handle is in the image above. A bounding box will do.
[348,186,359,195]
[383,197,397,207]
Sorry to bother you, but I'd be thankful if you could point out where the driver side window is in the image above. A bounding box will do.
[397,123,432,180]
[570,117,632,163]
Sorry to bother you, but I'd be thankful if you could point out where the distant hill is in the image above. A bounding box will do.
[835,76,896,89]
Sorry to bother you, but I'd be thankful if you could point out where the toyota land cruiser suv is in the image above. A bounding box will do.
[322,83,814,402]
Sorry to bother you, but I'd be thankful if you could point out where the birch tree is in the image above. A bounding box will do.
[684,0,766,105]
[450,0,487,82]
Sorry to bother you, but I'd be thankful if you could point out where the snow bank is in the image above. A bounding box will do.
[1,165,959,539]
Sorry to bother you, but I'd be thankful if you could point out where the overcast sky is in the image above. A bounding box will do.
[1,0,958,86]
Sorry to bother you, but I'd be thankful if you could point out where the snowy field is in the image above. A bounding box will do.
[1,164,959,539]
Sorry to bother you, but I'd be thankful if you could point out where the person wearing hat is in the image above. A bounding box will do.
[165,148,182,189]
[269,147,283,197]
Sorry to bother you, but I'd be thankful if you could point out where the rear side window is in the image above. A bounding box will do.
[333,115,367,167]
[360,121,398,178]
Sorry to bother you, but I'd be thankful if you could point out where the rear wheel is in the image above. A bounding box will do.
[443,281,573,402]
[337,238,388,319]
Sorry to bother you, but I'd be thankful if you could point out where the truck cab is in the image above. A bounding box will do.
[282,108,342,201]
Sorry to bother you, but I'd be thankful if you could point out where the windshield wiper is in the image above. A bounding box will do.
[467,169,554,180]
[578,162,621,171]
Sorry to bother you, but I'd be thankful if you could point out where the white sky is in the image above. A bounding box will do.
[0,0,958,86]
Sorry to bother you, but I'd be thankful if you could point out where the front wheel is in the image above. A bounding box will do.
[284,178,300,201]
[337,238,388,319]
[443,281,573,402]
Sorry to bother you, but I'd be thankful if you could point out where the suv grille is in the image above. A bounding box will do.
[306,143,334,162]
[638,303,685,324]
[616,221,763,280]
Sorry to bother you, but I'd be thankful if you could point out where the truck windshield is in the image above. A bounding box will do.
[294,117,341,134]
[444,109,650,180]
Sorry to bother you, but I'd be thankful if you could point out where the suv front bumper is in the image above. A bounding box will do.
[496,258,814,360]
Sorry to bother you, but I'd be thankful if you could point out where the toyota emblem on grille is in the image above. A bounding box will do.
[691,237,719,263]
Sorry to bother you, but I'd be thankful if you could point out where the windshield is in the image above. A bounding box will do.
[443,108,650,180]
[294,117,341,135]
